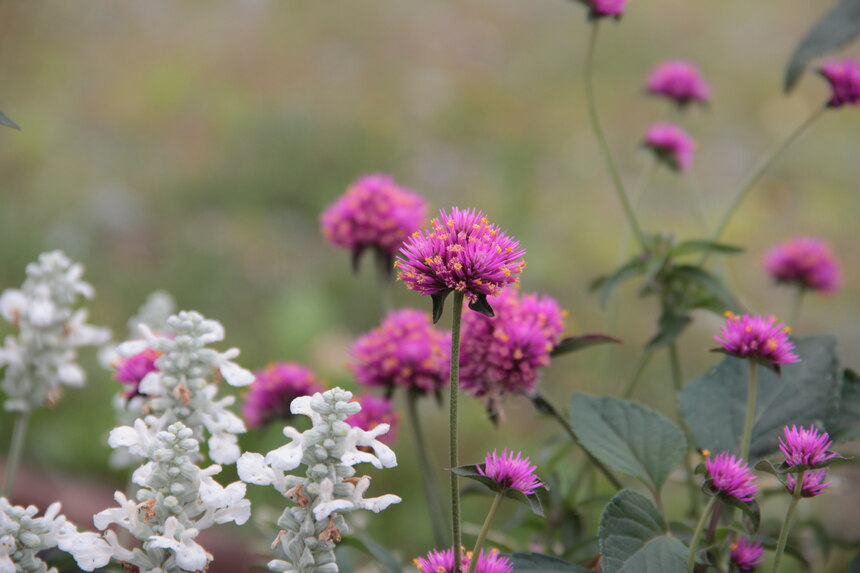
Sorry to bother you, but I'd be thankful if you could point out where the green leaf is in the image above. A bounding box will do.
[590,257,646,307]
[0,111,19,130]
[598,489,677,573]
[670,265,740,311]
[718,494,761,532]
[569,394,687,492]
[679,336,841,461]
[551,333,622,357]
[616,537,687,573]
[669,240,744,258]
[451,463,548,517]
[644,311,692,352]
[831,368,860,442]
[339,534,402,573]
[468,293,495,317]
[507,552,593,572]
[850,550,860,573]
[785,0,860,92]
[431,291,449,323]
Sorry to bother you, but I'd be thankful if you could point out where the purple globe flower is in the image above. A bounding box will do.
[785,468,830,497]
[643,123,695,173]
[714,312,799,367]
[241,362,324,428]
[819,60,860,108]
[113,348,160,399]
[396,207,526,314]
[730,537,764,571]
[763,237,841,294]
[320,174,428,264]
[413,547,513,573]
[705,451,757,502]
[349,309,450,395]
[346,394,398,445]
[778,425,837,468]
[646,61,710,107]
[582,0,628,19]
[478,450,543,496]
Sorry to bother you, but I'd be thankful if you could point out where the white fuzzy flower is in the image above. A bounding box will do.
[56,528,112,572]
[148,517,212,572]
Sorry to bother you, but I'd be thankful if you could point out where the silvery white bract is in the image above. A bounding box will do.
[116,310,254,464]
[0,251,111,412]
[61,420,251,573]
[238,388,401,573]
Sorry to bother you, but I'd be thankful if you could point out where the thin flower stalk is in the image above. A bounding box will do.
[686,495,718,573]
[449,290,465,570]
[771,469,804,573]
[468,492,504,573]
[740,359,758,462]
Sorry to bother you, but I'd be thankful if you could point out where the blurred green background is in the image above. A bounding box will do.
[1,1,859,570]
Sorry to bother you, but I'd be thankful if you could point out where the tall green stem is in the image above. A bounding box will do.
[449,291,465,570]
[668,343,701,516]
[772,470,805,572]
[406,391,449,547]
[687,495,718,572]
[788,286,806,330]
[584,22,647,251]
[468,492,504,573]
[739,360,758,461]
[2,411,30,498]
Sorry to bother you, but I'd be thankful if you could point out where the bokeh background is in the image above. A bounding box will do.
[1,1,859,571]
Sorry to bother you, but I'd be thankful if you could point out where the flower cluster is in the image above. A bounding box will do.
[346,394,399,445]
[581,0,628,20]
[819,60,860,108]
[478,450,543,496]
[714,312,799,367]
[643,123,695,173]
[778,425,837,497]
[730,537,764,571]
[414,547,513,573]
[238,388,400,573]
[61,419,251,572]
[242,362,325,428]
[704,451,757,502]
[0,251,111,412]
[349,309,450,395]
[763,237,841,294]
[646,61,710,107]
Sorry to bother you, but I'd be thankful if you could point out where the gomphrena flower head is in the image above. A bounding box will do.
[396,207,526,320]
[413,547,513,573]
[646,60,710,107]
[478,449,543,496]
[580,0,628,20]
[778,425,837,468]
[714,312,799,367]
[643,123,695,173]
[704,451,757,502]
[819,60,860,107]
[349,309,450,395]
[346,394,399,445]
[113,348,160,399]
[785,468,830,497]
[730,537,764,571]
[242,362,325,429]
[763,237,841,294]
[320,174,428,268]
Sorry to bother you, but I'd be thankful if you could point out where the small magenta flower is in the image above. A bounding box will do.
[320,174,428,268]
[582,0,628,19]
[396,207,526,317]
[478,450,543,496]
[763,237,841,294]
[785,469,830,497]
[241,363,324,428]
[113,348,160,398]
[346,394,399,445]
[349,309,450,395]
[730,537,765,571]
[414,547,513,573]
[705,451,757,502]
[646,61,710,107]
[778,425,837,468]
[643,123,695,173]
[819,60,860,108]
[714,312,799,367]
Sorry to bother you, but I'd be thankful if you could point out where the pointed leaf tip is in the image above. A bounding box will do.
[431,291,450,323]
[468,294,494,317]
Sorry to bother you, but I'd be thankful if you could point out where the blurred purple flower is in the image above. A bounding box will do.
[819,60,860,107]
[643,123,695,173]
[478,449,543,496]
[346,394,398,445]
[705,451,757,502]
[714,312,799,366]
[730,537,764,571]
[583,0,628,19]
[778,425,837,468]
[646,61,710,107]
[763,237,841,294]
[785,469,830,497]
[241,362,324,428]
[413,547,513,573]
[113,348,160,399]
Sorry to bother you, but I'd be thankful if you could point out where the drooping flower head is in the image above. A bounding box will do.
[396,207,526,318]
[242,362,325,429]
[320,174,428,268]
[730,537,764,571]
[778,425,837,468]
[349,309,450,395]
[646,61,710,107]
[714,312,799,367]
[414,547,513,573]
[785,468,830,497]
[763,237,841,294]
[704,451,757,502]
[580,0,628,20]
[113,348,160,399]
[819,60,860,108]
[478,450,543,496]
[643,123,695,173]
[346,394,399,445]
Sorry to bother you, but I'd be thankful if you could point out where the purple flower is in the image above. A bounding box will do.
[714,312,799,366]
[396,207,526,309]
[643,123,695,173]
[730,537,764,571]
[320,174,428,262]
[582,0,628,19]
[646,61,710,107]
[705,451,757,502]
[241,363,324,428]
[763,237,841,294]
[478,449,543,496]
[778,425,837,468]
[413,547,513,573]
[819,60,860,108]
[785,469,830,497]
[349,309,450,395]
[113,349,160,399]
[460,288,566,415]
[346,394,399,445]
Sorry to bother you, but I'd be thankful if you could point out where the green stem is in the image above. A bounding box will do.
[668,343,701,516]
[406,391,449,547]
[772,470,805,572]
[584,22,647,251]
[687,495,718,573]
[2,411,30,499]
[739,359,758,461]
[468,492,504,573]
[449,291,465,571]
[621,350,654,399]
[788,286,806,330]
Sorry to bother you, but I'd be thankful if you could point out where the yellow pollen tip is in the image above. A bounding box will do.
[724,311,735,319]
[702,449,711,458]
[730,543,738,551]
[784,326,791,334]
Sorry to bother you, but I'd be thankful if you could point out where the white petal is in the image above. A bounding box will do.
[0,290,27,323]
[131,462,155,487]
[313,499,353,521]
[265,428,304,471]
[208,433,240,465]
[357,494,402,513]
[237,453,276,486]
[57,531,113,571]
[28,299,55,326]
[137,371,162,395]
[289,396,313,416]
[118,339,149,356]
[198,319,225,344]
[219,360,254,387]
[58,363,85,387]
